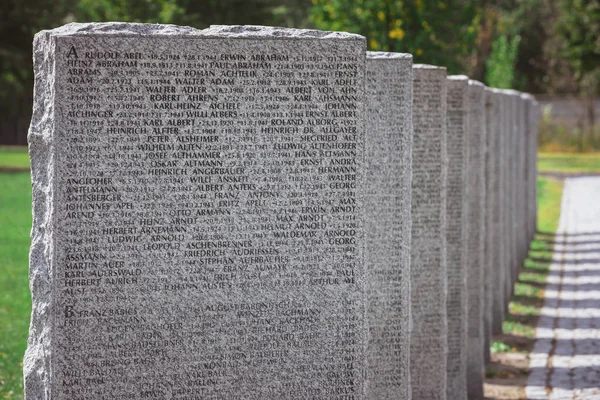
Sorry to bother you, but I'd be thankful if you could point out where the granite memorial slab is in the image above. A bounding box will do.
[483,88,499,364]
[520,94,532,250]
[445,75,469,400]
[25,22,369,399]
[365,51,413,399]
[410,64,448,400]
[488,89,505,335]
[466,79,486,400]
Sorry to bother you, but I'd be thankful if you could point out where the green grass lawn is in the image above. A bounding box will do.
[0,147,29,171]
[0,173,32,400]
[538,152,600,174]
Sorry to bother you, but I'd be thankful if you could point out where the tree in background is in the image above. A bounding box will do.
[485,34,520,89]
[309,0,480,75]
[76,0,185,23]
[555,0,600,140]
[0,0,79,144]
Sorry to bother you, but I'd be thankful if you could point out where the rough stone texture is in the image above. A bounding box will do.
[509,91,522,291]
[26,23,369,399]
[466,79,486,400]
[483,88,497,365]
[365,51,413,399]
[520,94,532,253]
[410,64,448,400]
[521,94,536,245]
[445,75,469,400]
[531,100,540,237]
[516,94,527,279]
[499,92,514,310]
[489,90,505,335]
[501,90,520,303]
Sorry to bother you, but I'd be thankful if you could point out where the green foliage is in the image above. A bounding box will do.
[0,0,78,113]
[76,0,185,23]
[490,341,513,353]
[555,0,600,95]
[485,34,520,89]
[309,0,480,74]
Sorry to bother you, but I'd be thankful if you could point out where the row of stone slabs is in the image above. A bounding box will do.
[26,23,539,399]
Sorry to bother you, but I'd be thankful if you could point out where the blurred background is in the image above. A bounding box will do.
[0,0,599,151]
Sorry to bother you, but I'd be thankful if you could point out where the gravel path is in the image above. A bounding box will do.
[526,177,600,399]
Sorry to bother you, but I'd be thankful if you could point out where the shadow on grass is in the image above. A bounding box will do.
[485,235,557,398]
[536,230,600,237]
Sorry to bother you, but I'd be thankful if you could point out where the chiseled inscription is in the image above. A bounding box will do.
[53,35,365,399]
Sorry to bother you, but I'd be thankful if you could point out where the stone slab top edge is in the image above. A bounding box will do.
[206,24,365,40]
[34,22,202,39]
[413,63,446,70]
[520,93,535,100]
[468,79,486,87]
[485,87,503,93]
[366,51,412,60]
[35,22,366,42]
[496,88,522,96]
[448,74,469,81]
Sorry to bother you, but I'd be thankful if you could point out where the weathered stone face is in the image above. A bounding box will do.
[499,90,515,307]
[365,51,413,399]
[486,89,506,337]
[466,79,486,400]
[445,75,469,400]
[26,23,369,400]
[410,63,448,400]
[483,88,499,365]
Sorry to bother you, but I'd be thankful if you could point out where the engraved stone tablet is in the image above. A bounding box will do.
[466,79,486,400]
[499,90,515,306]
[483,88,498,364]
[529,99,540,239]
[365,51,413,399]
[506,90,520,293]
[519,95,528,259]
[516,94,527,276]
[410,64,448,400]
[487,89,505,335]
[25,23,368,399]
[521,94,534,243]
[445,75,469,400]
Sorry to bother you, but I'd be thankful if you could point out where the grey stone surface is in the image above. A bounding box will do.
[365,51,413,399]
[521,93,535,244]
[410,63,448,400]
[488,89,506,335]
[531,100,540,236]
[509,91,522,290]
[25,23,369,399]
[466,79,486,400]
[499,92,514,309]
[501,89,520,302]
[483,88,496,365]
[520,94,531,249]
[445,75,469,400]
[516,94,527,277]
